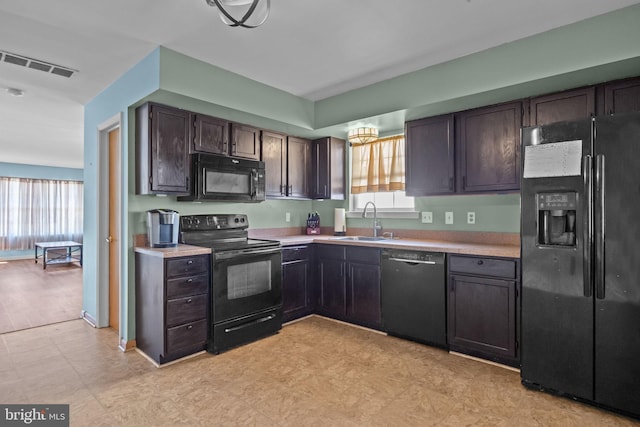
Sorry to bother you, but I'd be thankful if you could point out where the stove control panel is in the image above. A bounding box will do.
[180,214,248,231]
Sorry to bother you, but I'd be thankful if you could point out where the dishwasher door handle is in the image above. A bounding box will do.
[388,257,437,265]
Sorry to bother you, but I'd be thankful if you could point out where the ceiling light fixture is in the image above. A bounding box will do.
[348,127,379,145]
[6,88,24,97]
[205,0,270,28]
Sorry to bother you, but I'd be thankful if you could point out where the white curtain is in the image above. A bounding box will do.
[351,135,405,194]
[0,177,83,250]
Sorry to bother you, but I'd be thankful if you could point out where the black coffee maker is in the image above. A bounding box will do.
[147,209,179,248]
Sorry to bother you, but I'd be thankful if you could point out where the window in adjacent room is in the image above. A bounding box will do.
[0,177,84,250]
[349,135,415,216]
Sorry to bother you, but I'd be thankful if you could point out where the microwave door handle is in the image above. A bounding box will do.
[250,170,257,198]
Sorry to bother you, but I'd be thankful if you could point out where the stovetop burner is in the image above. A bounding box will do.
[179,214,280,253]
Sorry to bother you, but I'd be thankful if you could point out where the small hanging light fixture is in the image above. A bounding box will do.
[6,87,24,97]
[348,127,379,145]
[205,0,270,28]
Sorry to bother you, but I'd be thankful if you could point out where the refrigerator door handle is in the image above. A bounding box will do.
[583,155,593,298]
[595,154,606,299]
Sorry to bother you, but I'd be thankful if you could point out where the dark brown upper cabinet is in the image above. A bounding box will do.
[405,114,455,196]
[603,77,640,115]
[230,123,261,160]
[311,137,345,200]
[262,130,287,198]
[457,101,522,193]
[136,103,191,195]
[287,136,311,199]
[192,114,229,155]
[262,132,311,199]
[529,87,595,126]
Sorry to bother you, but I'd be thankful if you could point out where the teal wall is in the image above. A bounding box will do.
[0,162,84,260]
[0,162,83,181]
[316,4,640,129]
[83,5,640,342]
[84,49,160,334]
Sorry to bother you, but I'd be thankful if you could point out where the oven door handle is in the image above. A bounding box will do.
[215,247,282,260]
[224,314,276,333]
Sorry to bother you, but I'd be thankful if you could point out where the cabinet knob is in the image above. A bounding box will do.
[477,260,484,265]
[187,260,194,265]
[186,278,193,284]
[187,325,193,330]
[186,298,192,304]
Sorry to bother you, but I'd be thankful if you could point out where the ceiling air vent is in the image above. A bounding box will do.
[0,50,77,78]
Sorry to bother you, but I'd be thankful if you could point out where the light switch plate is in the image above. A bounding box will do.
[467,212,476,224]
[421,211,433,223]
[445,211,454,224]
[285,212,291,222]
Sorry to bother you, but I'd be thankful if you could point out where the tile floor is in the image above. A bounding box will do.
[0,259,82,334]
[0,316,637,426]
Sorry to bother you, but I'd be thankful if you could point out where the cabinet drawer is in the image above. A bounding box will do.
[166,273,209,299]
[449,255,517,279]
[347,246,380,265]
[166,256,208,278]
[166,319,207,354]
[316,244,346,260]
[166,294,208,327]
[282,246,310,262]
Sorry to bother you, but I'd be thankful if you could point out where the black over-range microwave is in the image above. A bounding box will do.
[178,154,266,202]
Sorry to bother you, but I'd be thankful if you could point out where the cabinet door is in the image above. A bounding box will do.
[262,131,287,198]
[448,274,517,359]
[311,137,345,200]
[530,87,595,126]
[231,123,260,160]
[149,105,190,194]
[317,257,346,318]
[604,78,640,115]
[282,259,310,322]
[457,102,522,193]
[347,261,381,328]
[192,114,229,155]
[405,114,455,196]
[287,136,311,198]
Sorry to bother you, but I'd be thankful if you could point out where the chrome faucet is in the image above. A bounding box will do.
[362,201,382,238]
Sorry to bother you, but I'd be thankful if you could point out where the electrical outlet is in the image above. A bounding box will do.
[285,212,291,222]
[467,211,476,224]
[421,211,433,223]
[445,211,454,225]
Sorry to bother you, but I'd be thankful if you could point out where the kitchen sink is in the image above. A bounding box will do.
[332,236,387,241]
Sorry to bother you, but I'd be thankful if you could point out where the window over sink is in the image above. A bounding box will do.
[349,134,417,218]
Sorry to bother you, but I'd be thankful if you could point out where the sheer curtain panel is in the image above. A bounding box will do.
[351,135,405,194]
[0,177,83,250]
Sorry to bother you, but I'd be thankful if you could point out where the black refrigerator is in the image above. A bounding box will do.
[520,112,640,418]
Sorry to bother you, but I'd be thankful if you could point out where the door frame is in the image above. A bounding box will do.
[97,113,123,343]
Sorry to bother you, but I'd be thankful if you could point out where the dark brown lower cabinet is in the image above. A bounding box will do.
[315,244,382,330]
[135,252,210,364]
[316,245,347,319]
[282,245,314,322]
[447,254,520,367]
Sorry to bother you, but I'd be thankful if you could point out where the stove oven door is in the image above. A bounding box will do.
[212,246,282,323]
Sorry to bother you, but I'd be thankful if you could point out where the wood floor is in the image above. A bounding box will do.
[0,316,637,426]
[0,258,82,334]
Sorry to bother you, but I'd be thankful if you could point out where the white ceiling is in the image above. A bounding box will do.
[1,0,639,169]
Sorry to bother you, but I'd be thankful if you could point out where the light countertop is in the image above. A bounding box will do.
[274,235,520,258]
[134,244,211,258]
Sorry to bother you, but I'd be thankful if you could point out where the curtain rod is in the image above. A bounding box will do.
[349,134,404,147]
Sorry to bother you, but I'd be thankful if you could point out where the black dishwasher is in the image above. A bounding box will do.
[381,249,447,348]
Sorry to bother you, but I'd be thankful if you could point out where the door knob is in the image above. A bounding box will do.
[105,236,113,243]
